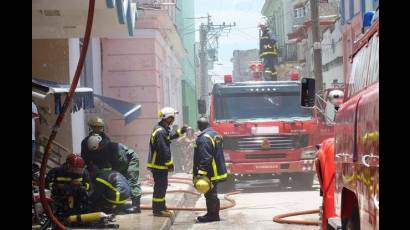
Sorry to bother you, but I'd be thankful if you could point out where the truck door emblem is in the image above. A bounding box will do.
[261,138,271,149]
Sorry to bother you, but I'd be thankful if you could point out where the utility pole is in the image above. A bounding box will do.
[198,14,235,113]
[311,0,323,93]
[199,15,210,105]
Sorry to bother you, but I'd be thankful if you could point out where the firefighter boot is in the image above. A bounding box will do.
[197,200,220,223]
[125,196,141,214]
[153,210,175,217]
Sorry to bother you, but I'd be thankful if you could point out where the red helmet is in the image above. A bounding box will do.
[66,154,85,173]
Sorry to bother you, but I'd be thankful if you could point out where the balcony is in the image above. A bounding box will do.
[32,0,137,38]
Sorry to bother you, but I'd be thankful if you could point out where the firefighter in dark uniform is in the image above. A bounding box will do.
[81,116,111,157]
[259,17,278,81]
[45,154,91,218]
[147,107,188,217]
[82,130,142,214]
[89,169,131,214]
[193,117,228,222]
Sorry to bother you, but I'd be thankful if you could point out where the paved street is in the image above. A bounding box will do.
[171,179,322,230]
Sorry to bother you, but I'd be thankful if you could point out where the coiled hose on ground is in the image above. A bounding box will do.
[141,176,240,211]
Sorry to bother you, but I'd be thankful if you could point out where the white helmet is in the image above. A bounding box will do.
[87,133,102,151]
[258,17,268,28]
[158,107,178,120]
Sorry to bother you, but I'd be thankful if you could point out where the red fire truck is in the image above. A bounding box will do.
[209,74,332,191]
[305,11,379,230]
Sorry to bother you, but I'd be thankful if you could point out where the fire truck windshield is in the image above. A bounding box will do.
[214,92,312,121]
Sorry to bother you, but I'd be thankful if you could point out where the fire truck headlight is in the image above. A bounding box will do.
[301,150,316,159]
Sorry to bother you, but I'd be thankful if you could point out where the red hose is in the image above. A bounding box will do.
[273,209,320,226]
[38,1,95,229]
[141,177,240,211]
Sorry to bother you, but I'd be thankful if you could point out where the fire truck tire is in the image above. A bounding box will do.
[218,175,235,193]
[279,175,291,188]
[342,206,360,230]
[292,173,315,190]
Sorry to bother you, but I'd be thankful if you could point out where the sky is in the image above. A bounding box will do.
[194,0,265,83]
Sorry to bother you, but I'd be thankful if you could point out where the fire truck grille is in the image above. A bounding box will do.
[245,153,287,159]
[223,134,309,151]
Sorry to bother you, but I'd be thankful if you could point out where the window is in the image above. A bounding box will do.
[368,35,379,85]
[294,7,305,18]
[214,92,312,121]
[348,33,378,97]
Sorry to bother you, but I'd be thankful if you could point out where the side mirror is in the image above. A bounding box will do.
[198,99,206,115]
[328,89,344,111]
[301,78,315,108]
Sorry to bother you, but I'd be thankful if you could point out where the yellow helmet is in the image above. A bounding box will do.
[88,116,105,132]
[194,176,213,194]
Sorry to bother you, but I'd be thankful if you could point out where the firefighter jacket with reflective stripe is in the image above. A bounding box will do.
[92,170,131,204]
[45,165,91,192]
[259,30,278,58]
[147,123,182,171]
[81,138,141,199]
[193,127,228,182]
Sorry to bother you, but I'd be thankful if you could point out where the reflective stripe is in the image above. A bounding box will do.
[198,170,208,175]
[147,163,168,170]
[177,129,182,137]
[96,178,121,204]
[211,173,228,181]
[73,178,83,182]
[260,51,277,57]
[153,197,165,202]
[211,159,218,178]
[204,134,215,148]
[56,177,72,182]
[165,160,173,166]
[151,128,163,143]
[152,151,157,165]
[105,198,127,204]
[81,182,89,191]
[100,168,112,171]
[260,36,269,39]
[48,182,54,190]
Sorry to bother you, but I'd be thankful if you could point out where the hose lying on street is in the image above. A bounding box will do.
[140,176,240,211]
[272,209,320,226]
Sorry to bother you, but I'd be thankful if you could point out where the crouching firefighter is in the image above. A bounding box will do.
[147,107,188,217]
[45,154,91,218]
[84,135,142,214]
[193,117,228,223]
[89,170,131,214]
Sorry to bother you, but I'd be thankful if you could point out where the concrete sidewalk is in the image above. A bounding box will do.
[110,173,196,230]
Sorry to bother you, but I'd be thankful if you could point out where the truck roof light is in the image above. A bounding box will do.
[224,74,233,84]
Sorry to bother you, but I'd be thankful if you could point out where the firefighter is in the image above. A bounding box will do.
[89,169,132,214]
[258,17,278,81]
[147,107,188,217]
[45,154,91,218]
[82,116,111,144]
[83,134,142,214]
[81,116,111,173]
[193,117,228,223]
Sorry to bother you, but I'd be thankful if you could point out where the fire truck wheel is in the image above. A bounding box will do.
[291,173,315,190]
[218,175,235,193]
[342,206,360,230]
[279,175,291,188]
